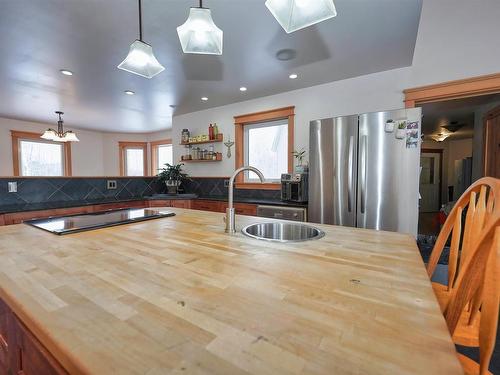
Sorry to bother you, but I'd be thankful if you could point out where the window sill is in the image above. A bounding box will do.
[235,182,281,190]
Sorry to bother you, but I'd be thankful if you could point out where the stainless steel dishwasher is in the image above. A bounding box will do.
[256,205,307,222]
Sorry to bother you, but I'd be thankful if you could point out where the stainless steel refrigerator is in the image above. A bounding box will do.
[308,108,421,236]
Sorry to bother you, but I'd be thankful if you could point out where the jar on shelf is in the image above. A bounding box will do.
[182,129,190,143]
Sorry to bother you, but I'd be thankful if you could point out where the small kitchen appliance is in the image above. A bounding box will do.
[281,173,308,203]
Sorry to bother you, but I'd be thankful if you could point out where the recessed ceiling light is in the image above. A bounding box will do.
[289,73,298,79]
[240,87,247,92]
[124,90,135,95]
[201,97,208,101]
[60,69,73,76]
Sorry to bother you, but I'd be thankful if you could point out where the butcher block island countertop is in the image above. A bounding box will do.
[0,208,462,375]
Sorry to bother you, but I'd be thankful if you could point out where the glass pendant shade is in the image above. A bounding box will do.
[177,8,223,55]
[265,0,337,33]
[41,129,58,141]
[62,131,79,142]
[117,40,165,79]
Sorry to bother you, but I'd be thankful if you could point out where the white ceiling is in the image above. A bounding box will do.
[0,0,422,133]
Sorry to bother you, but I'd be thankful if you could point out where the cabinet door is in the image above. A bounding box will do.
[0,215,5,226]
[13,318,68,375]
[219,203,257,216]
[170,200,191,209]
[0,298,10,373]
[191,200,222,212]
[148,200,171,208]
[92,200,147,212]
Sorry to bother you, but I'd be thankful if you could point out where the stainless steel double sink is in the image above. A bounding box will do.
[241,222,325,243]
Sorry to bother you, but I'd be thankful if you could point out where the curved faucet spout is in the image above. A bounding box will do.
[226,166,265,233]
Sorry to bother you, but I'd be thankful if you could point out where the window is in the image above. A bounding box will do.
[244,120,288,181]
[234,106,294,189]
[11,131,72,176]
[119,142,147,176]
[150,139,173,175]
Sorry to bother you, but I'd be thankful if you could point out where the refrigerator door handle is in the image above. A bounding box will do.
[360,135,367,214]
[347,135,354,213]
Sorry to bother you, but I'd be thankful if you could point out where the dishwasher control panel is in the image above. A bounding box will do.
[256,205,307,222]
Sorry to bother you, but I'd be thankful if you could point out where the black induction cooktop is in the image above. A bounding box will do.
[25,208,175,235]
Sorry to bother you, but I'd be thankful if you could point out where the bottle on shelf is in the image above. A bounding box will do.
[213,123,218,138]
[209,123,214,140]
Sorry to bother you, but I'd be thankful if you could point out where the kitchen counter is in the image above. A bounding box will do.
[0,194,304,214]
[0,209,462,374]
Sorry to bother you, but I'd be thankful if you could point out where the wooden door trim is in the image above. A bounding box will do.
[421,148,444,208]
[404,73,500,108]
[483,105,500,177]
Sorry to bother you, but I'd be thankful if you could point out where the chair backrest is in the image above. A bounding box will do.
[444,220,500,375]
[427,177,500,290]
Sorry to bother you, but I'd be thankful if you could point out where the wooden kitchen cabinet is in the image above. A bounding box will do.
[0,298,12,375]
[91,200,146,212]
[13,318,68,375]
[0,296,67,375]
[170,200,192,209]
[191,200,224,212]
[148,200,171,208]
[220,202,257,216]
[0,215,4,226]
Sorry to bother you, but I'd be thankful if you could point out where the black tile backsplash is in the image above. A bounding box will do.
[0,177,281,210]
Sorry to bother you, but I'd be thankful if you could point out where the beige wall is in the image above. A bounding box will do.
[0,117,171,176]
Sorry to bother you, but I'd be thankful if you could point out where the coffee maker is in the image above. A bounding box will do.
[281,173,308,202]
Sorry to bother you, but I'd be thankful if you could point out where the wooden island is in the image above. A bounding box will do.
[0,208,463,374]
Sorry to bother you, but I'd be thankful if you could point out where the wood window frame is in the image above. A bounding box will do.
[119,141,148,176]
[11,130,72,176]
[150,139,172,176]
[404,72,500,108]
[234,106,294,190]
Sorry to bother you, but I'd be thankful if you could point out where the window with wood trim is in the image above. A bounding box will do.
[234,106,294,189]
[119,141,148,176]
[11,130,72,176]
[150,139,173,175]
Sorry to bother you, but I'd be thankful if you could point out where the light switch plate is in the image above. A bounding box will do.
[8,182,17,193]
[107,180,117,190]
[224,180,229,187]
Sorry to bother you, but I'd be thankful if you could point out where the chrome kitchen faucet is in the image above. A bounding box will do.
[225,166,265,233]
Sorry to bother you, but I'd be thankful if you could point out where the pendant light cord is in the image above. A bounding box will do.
[138,0,143,41]
[199,0,203,8]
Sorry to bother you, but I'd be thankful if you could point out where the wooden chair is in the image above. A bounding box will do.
[444,220,500,375]
[426,177,500,346]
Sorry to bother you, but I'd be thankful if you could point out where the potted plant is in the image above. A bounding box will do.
[395,121,407,139]
[292,148,308,173]
[156,163,189,195]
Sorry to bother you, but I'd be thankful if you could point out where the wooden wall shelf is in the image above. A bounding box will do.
[180,136,223,146]
[181,159,222,163]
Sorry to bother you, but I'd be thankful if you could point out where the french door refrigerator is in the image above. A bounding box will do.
[308,108,421,236]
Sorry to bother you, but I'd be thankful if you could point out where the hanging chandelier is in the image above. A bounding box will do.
[41,111,79,142]
[177,0,223,55]
[118,0,165,78]
[265,0,337,33]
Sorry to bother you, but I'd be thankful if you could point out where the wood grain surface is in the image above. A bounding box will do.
[0,208,463,375]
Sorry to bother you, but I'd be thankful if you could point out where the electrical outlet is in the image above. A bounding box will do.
[224,179,229,187]
[107,180,117,190]
[8,182,17,193]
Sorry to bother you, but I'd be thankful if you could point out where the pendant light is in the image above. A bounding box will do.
[265,0,337,33]
[41,111,79,142]
[177,0,223,55]
[118,0,165,78]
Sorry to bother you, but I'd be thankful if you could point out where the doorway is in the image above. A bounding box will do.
[484,105,500,177]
